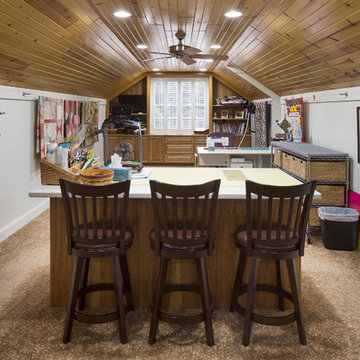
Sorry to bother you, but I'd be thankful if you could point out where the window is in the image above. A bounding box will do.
[150,77,209,134]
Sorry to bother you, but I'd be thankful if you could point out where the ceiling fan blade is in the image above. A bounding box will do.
[148,51,173,56]
[191,54,229,61]
[143,56,174,62]
[181,57,197,65]
[183,46,202,56]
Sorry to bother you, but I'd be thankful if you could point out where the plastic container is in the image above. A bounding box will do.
[105,166,132,181]
[318,207,359,250]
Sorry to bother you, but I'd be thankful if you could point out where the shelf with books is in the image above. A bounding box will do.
[212,105,251,135]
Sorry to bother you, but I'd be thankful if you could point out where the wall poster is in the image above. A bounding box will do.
[285,98,305,142]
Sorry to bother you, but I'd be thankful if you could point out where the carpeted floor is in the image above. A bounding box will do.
[0,210,359,360]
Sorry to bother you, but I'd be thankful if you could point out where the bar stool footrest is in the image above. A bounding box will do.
[234,283,296,326]
[153,283,215,326]
[73,310,119,324]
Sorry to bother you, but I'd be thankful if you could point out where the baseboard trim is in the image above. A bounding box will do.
[0,200,49,243]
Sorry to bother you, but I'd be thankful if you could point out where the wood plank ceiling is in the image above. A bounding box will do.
[1,0,360,100]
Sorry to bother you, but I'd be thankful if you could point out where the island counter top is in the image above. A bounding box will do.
[29,167,309,199]
[30,167,318,309]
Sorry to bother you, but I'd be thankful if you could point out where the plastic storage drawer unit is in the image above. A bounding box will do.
[318,207,359,250]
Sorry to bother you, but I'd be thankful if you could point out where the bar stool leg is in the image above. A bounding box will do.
[149,257,168,345]
[286,258,306,345]
[229,251,247,312]
[275,260,285,311]
[112,256,128,344]
[197,257,214,346]
[120,254,134,311]
[78,258,90,311]
[242,257,259,347]
[63,257,84,344]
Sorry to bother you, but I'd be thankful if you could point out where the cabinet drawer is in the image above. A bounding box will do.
[282,153,291,171]
[310,162,346,181]
[194,136,207,144]
[166,144,194,153]
[165,154,194,163]
[166,136,193,144]
[288,155,346,181]
[313,185,345,205]
[273,150,282,167]
[289,156,307,179]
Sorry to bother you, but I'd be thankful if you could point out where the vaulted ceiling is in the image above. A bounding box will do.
[1,0,360,100]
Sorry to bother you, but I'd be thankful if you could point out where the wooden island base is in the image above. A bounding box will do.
[50,197,300,309]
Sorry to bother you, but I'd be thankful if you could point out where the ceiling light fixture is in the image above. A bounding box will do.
[210,44,221,49]
[113,10,132,18]
[205,59,214,63]
[224,10,243,18]
[200,68,207,71]
[137,44,148,49]
[152,68,159,71]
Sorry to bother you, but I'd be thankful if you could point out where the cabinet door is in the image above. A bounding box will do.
[141,136,150,163]
[149,137,165,163]
[107,135,137,160]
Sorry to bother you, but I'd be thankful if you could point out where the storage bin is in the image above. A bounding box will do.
[40,158,80,185]
[318,207,359,250]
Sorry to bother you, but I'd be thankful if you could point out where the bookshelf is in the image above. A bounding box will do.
[211,104,251,135]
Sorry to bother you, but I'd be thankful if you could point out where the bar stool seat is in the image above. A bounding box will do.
[148,179,220,346]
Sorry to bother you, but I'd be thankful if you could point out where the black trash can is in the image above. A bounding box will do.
[318,207,359,251]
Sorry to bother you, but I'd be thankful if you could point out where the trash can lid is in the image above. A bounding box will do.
[318,207,359,222]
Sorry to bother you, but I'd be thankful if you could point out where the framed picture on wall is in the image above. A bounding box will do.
[221,110,228,118]
[357,107,360,163]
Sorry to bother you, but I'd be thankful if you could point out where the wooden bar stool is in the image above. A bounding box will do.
[148,179,220,346]
[229,180,316,346]
[60,179,134,344]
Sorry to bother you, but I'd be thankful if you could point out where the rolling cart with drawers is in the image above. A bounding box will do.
[271,142,349,243]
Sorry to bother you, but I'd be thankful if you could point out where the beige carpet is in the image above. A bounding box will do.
[0,210,359,360]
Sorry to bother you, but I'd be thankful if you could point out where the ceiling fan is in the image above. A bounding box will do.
[143,30,229,65]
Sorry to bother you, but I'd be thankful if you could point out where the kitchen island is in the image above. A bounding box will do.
[29,167,315,309]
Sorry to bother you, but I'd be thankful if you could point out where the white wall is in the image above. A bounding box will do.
[278,87,360,193]
[0,85,106,242]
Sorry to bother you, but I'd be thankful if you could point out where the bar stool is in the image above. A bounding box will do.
[148,179,220,346]
[60,179,134,344]
[229,180,316,346]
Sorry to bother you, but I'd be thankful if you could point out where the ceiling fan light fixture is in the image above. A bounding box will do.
[210,44,221,49]
[137,44,148,49]
[113,10,132,18]
[205,59,214,63]
[225,10,243,18]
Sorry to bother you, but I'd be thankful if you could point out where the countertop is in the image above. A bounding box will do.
[29,167,320,200]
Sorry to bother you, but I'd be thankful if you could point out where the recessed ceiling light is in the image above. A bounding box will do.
[113,10,132,18]
[152,68,159,71]
[224,10,243,18]
[137,44,148,49]
[210,44,221,49]
[200,68,207,71]
[205,59,214,63]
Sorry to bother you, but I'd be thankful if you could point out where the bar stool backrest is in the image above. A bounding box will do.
[60,179,130,256]
[150,179,221,256]
[245,180,316,257]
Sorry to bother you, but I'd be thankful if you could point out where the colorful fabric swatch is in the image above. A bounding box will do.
[37,97,64,157]
[64,100,81,138]
[254,102,269,147]
[81,101,99,146]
